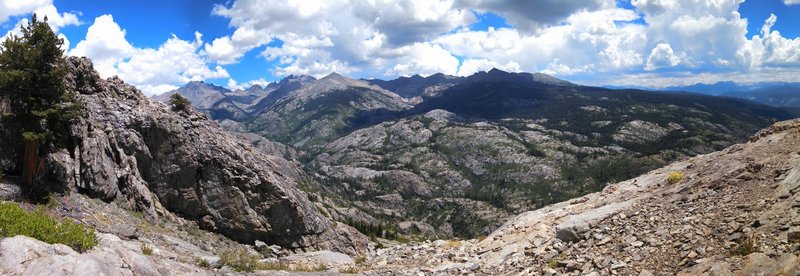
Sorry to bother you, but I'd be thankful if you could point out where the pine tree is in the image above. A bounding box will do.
[169,93,191,111]
[0,15,81,191]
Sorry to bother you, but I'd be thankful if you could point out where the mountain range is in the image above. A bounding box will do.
[607,81,800,109]
[157,69,797,239]
[2,58,799,274]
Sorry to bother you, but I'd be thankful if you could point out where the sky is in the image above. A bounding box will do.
[1,0,800,95]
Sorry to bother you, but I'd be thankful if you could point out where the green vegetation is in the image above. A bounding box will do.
[729,235,759,256]
[354,256,366,264]
[547,258,561,269]
[195,257,211,269]
[260,261,290,271]
[218,247,264,272]
[339,266,360,274]
[0,14,82,193]
[0,14,80,147]
[342,218,398,240]
[141,243,153,255]
[444,239,461,248]
[216,247,329,272]
[0,202,97,252]
[667,171,685,184]
[169,93,191,111]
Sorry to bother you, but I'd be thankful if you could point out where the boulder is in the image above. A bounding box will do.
[284,250,355,266]
[0,234,206,275]
[0,183,21,201]
[555,202,632,242]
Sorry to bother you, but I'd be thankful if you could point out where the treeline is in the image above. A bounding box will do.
[341,218,398,240]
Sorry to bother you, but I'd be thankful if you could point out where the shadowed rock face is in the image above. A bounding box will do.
[40,57,367,254]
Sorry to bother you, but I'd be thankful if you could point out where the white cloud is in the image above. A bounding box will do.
[208,0,477,78]
[457,59,520,76]
[69,15,134,78]
[455,0,615,33]
[386,43,460,76]
[0,0,50,24]
[30,4,80,32]
[785,0,800,5]
[632,0,749,71]
[437,8,646,75]
[2,3,81,45]
[227,77,271,90]
[45,0,800,91]
[70,15,228,95]
[204,0,800,86]
[204,26,272,65]
[645,43,682,70]
[738,14,800,69]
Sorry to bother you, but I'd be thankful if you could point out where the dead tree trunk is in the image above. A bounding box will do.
[22,140,42,187]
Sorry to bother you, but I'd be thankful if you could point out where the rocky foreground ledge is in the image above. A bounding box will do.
[357,119,800,275]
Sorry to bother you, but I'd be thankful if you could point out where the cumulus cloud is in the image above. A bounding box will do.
[439,0,800,86]
[457,59,520,76]
[227,77,271,90]
[45,0,800,90]
[208,0,475,78]
[386,43,460,76]
[437,8,646,75]
[2,3,81,46]
[69,15,134,77]
[455,0,614,32]
[30,4,81,32]
[738,13,800,69]
[70,15,228,95]
[0,0,50,24]
[785,0,800,5]
[645,43,683,70]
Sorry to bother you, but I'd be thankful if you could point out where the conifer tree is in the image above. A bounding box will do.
[0,15,81,190]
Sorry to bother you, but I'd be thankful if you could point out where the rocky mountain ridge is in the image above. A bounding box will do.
[1,57,368,255]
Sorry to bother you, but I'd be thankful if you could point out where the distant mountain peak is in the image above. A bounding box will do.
[278,74,316,85]
[487,67,506,74]
[322,72,348,80]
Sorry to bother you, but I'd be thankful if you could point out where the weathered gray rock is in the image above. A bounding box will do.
[612,120,670,145]
[0,183,21,201]
[0,234,206,276]
[284,250,354,266]
[555,202,632,242]
[38,57,367,255]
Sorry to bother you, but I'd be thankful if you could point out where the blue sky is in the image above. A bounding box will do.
[2,0,800,95]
